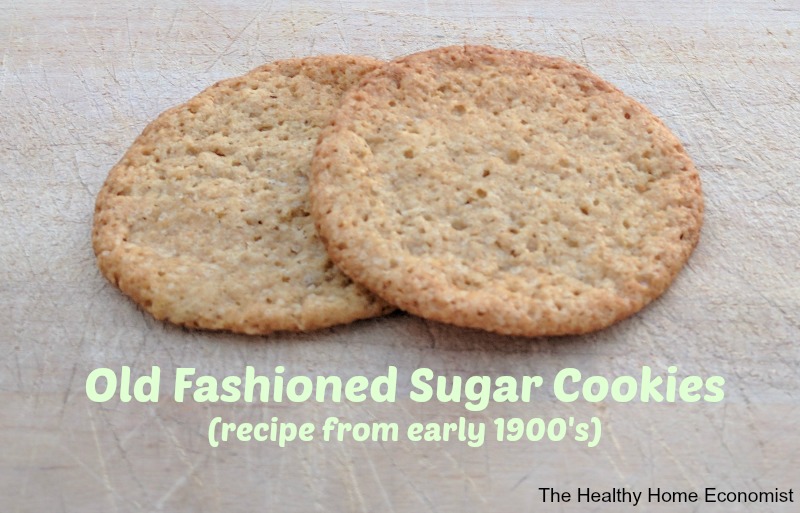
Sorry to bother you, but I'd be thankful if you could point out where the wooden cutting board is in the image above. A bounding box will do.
[1,1,798,511]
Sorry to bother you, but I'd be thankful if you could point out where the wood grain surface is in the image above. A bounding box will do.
[1,1,798,511]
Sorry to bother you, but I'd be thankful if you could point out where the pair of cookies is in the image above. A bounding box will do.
[93,46,703,337]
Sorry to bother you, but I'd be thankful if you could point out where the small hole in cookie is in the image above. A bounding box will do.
[580,206,589,215]
[505,149,521,165]
[623,220,631,229]
[451,219,468,231]
[624,112,631,119]
[452,104,466,115]
[403,149,414,159]
[482,169,491,177]
[476,188,487,198]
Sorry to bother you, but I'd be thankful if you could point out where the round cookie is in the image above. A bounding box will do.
[93,55,392,334]
[310,45,703,337]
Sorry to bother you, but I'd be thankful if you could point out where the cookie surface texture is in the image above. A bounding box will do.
[93,55,391,334]
[310,45,703,336]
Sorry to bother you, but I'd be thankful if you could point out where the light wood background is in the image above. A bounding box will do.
[1,1,798,511]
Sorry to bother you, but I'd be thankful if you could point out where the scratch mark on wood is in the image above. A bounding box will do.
[358,442,394,511]
[87,405,122,512]
[204,0,274,72]
[333,21,352,54]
